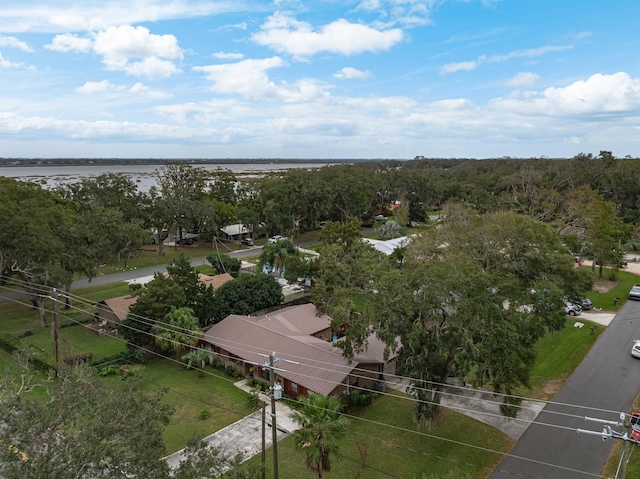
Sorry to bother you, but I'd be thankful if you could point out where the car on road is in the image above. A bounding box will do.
[240,238,254,246]
[629,285,640,300]
[632,340,640,359]
[267,235,284,244]
[564,300,582,316]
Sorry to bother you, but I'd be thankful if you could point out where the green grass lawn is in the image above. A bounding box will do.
[246,390,513,479]
[526,317,604,399]
[109,358,256,454]
[584,267,639,312]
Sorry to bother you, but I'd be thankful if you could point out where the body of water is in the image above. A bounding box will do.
[0,162,333,192]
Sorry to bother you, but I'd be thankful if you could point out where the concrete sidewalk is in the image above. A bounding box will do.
[384,376,546,440]
[164,379,300,470]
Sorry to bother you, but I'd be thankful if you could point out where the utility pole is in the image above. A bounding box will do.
[51,288,60,370]
[262,403,266,479]
[578,413,640,479]
[259,351,294,479]
[269,352,281,479]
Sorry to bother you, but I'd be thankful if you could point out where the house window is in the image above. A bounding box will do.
[261,368,270,381]
[290,382,298,394]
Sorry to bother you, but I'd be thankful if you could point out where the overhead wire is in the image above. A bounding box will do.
[0,280,622,436]
[0,274,628,423]
[0,285,618,479]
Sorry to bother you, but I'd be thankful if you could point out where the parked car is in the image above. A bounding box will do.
[564,300,582,316]
[241,238,254,246]
[579,297,593,310]
[267,235,284,244]
[375,214,386,221]
[629,285,640,300]
[632,340,640,359]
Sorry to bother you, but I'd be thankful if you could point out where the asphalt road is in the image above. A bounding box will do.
[490,300,640,479]
[0,244,265,303]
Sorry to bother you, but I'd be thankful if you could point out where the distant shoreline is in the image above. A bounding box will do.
[0,158,377,167]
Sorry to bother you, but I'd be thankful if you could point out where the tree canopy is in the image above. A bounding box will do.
[212,273,283,322]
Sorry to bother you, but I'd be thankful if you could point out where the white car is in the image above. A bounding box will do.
[629,285,640,301]
[632,340,640,359]
[267,235,284,244]
[564,300,582,316]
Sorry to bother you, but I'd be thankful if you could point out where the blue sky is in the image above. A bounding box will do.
[0,0,639,159]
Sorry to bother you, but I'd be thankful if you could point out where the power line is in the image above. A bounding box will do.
[0,290,617,479]
[0,275,627,424]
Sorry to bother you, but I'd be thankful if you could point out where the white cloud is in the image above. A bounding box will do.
[490,72,640,118]
[504,72,540,88]
[195,57,286,98]
[353,0,436,27]
[252,13,403,58]
[0,52,20,68]
[333,67,372,79]
[76,79,171,99]
[441,44,572,75]
[93,25,182,77]
[45,33,92,53]
[212,52,244,60]
[194,57,332,102]
[76,80,124,94]
[129,82,172,99]
[0,35,33,52]
[440,60,478,74]
[0,1,250,33]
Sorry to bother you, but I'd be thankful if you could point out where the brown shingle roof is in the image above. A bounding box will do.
[202,308,359,396]
[251,303,331,336]
[101,295,138,321]
[198,273,234,289]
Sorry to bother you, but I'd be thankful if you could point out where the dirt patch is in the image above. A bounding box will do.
[593,279,620,293]
[542,379,563,399]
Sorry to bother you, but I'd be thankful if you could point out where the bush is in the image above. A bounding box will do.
[0,333,19,353]
[248,388,264,409]
[16,330,34,338]
[224,365,243,379]
[90,351,134,368]
[98,364,121,376]
[199,409,211,420]
[347,390,373,408]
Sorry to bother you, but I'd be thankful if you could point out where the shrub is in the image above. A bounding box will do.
[90,351,133,368]
[348,390,373,408]
[199,409,211,420]
[98,364,121,376]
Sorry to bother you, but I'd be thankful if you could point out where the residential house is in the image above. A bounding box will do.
[96,295,138,330]
[219,224,252,242]
[200,303,396,398]
[96,273,233,329]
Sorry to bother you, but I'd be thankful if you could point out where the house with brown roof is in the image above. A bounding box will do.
[201,303,395,398]
[96,295,138,329]
[198,273,234,289]
[97,273,233,329]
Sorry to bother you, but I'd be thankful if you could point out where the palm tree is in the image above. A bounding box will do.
[290,393,350,479]
[152,306,201,358]
[258,239,297,278]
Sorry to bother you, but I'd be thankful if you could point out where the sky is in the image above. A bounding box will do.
[0,0,639,160]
